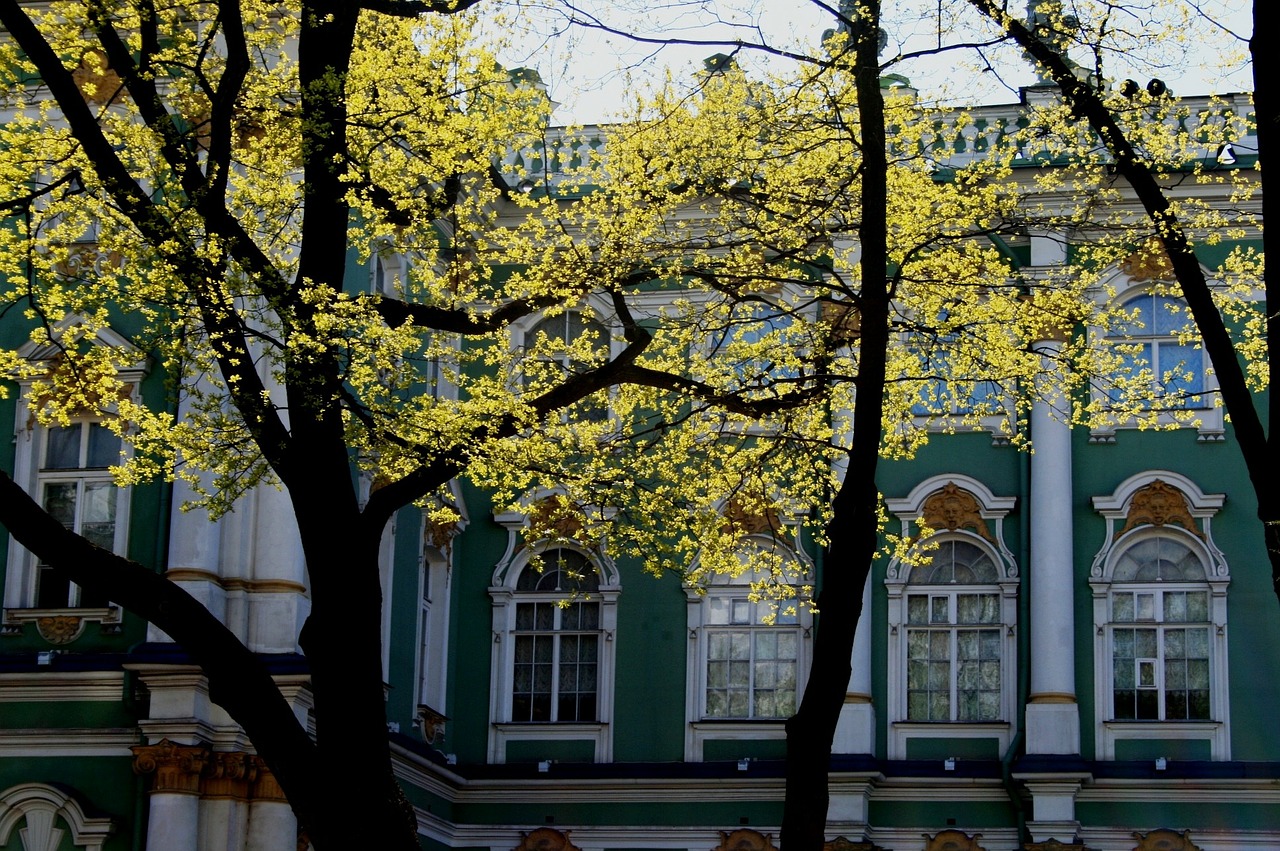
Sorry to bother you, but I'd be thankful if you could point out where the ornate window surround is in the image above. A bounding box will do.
[683,523,815,762]
[0,783,114,851]
[1089,471,1230,760]
[3,320,147,641]
[487,491,619,764]
[883,475,1019,759]
[1089,260,1226,443]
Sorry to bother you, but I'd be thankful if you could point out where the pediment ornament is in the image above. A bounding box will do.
[1116,480,1202,539]
[920,483,995,543]
[713,829,777,851]
[515,828,581,851]
[1131,829,1202,851]
[923,830,986,851]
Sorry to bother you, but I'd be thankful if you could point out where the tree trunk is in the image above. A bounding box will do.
[781,2,889,847]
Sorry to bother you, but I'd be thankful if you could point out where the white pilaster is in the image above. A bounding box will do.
[833,572,876,755]
[1026,339,1080,755]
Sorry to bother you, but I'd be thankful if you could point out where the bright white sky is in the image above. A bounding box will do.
[495,0,1255,125]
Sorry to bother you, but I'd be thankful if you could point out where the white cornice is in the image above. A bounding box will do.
[0,671,124,702]
[0,728,139,757]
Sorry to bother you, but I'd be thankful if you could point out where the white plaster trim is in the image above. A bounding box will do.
[0,782,115,851]
[0,728,140,758]
[0,671,124,702]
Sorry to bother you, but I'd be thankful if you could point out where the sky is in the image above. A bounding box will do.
[495,1,1255,125]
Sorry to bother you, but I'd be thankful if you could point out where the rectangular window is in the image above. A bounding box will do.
[704,596,799,719]
[1111,589,1210,720]
[906,591,1001,721]
[33,422,122,608]
[512,601,599,722]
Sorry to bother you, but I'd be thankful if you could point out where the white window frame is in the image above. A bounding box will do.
[884,475,1019,759]
[488,498,619,764]
[509,300,617,423]
[3,321,146,639]
[1089,274,1225,442]
[684,534,814,762]
[1089,471,1230,760]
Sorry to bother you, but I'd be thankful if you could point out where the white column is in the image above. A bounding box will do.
[199,752,253,851]
[1025,339,1080,755]
[246,759,297,851]
[246,483,309,654]
[832,572,876,755]
[132,740,207,851]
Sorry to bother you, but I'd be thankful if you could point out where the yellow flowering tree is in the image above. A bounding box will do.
[962,0,1274,599]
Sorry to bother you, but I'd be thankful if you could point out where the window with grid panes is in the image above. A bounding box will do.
[512,548,601,723]
[1108,535,1211,721]
[521,310,608,421]
[704,595,800,719]
[34,422,123,608]
[905,539,1003,722]
[1107,293,1206,409]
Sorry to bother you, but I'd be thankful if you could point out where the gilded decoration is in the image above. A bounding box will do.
[131,740,209,794]
[251,757,288,803]
[529,497,585,539]
[723,497,784,538]
[822,300,862,346]
[1119,239,1175,282]
[71,49,126,105]
[823,837,884,851]
[920,483,995,543]
[34,615,84,645]
[53,243,125,280]
[923,830,986,851]
[416,704,448,744]
[713,829,778,851]
[202,751,254,800]
[514,827,582,851]
[1025,841,1093,851]
[1116,480,1202,539]
[1131,829,1202,851]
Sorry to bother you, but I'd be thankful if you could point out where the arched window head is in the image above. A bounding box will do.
[516,547,600,593]
[909,539,999,585]
[1111,536,1204,582]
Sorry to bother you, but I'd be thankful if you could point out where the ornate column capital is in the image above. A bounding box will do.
[250,756,289,803]
[131,739,209,794]
[202,751,255,800]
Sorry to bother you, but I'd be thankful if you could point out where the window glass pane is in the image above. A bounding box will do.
[930,597,949,624]
[1112,593,1135,622]
[44,425,81,469]
[42,482,78,528]
[86,424,120,467]
[80,483,117,549]
[708,597,731,625]
[1186,591,1209,621]
[1136,593,1155,621]
[907,595,928,625]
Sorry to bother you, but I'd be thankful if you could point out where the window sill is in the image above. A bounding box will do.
[1099,719,1227,760]
[889,720,1013,760]
[2,607,121,644]
[489,722,609,764]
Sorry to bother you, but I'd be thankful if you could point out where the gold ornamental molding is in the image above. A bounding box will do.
[131,740,208,795]
[514,827,581,851]
[723,498,784,539]
[823,837,885,851]
[71,48,126,105]
[250,757,288,803]
[1028,692,1078,705]
[713,829,778,851]
[1131,829,1202,851]
[920,483,995,543]
[1116,480,1202,540]
[924,830,986,851]
[1119,239,1175,282]
[162,568,306,595]
[35,615,85,645]
[202,751,254,800]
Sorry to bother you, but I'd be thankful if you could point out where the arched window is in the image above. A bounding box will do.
[904,538,1004,723]
[518,309,610,420]
[1090,473,1230,759]
[488,530,620,764]
[1106,293,1205,408]
[884,476,1019,759]
[512,548,602,723]
[1107,534,1211,721]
